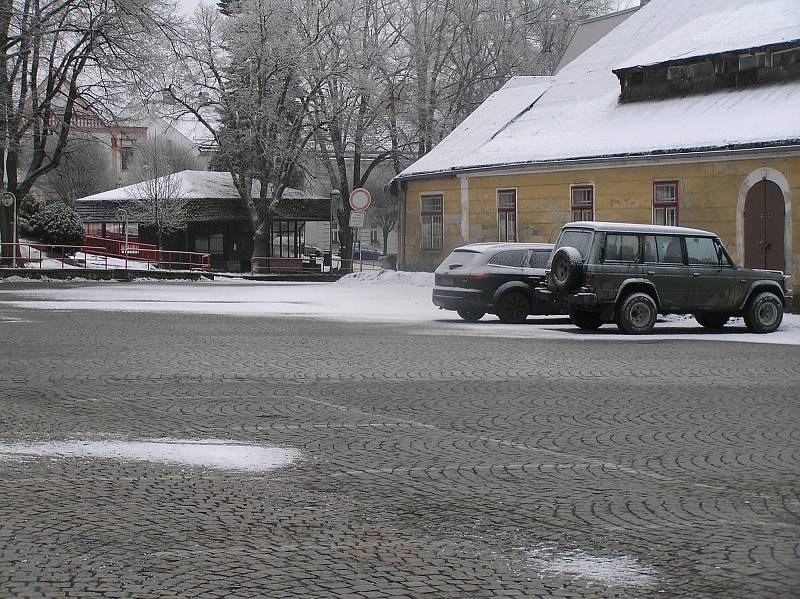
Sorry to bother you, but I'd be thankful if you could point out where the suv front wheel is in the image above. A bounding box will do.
[743,291,783,334]
[616,292,657,334]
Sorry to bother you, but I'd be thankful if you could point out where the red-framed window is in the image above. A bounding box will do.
[570,185,594,221]
[653,181,679,226]
[421,194,443,250]
[497,189,517,242]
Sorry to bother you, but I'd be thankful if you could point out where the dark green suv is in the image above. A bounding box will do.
[536,222,792,334]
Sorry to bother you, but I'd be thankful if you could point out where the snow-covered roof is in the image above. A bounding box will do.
[397,0,800,180]
[76,171,326,202]
[618,0,800,70]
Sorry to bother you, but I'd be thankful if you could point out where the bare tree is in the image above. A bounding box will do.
[39,137,116,204]
[152,1,334,259]
[126,174,187,252]
[0,0,178,257]
[126,137,188,250]
[130,136,201,180]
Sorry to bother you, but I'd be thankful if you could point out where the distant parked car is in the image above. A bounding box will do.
[536,222,792,334]
[433,242,561,323]
[350,247,383,261]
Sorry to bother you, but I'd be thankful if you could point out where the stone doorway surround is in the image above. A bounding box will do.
[736,167,792,272]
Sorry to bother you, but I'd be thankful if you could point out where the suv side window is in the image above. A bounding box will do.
[604,234,640,262]
[528,249,550,268]
[655,235,684,264]
[642,235,658,263]
[488,250,526,267]
[686,236,721,266]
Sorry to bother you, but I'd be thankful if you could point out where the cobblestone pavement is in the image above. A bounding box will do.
[0,289,798,598]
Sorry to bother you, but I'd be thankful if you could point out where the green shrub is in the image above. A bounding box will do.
[28,202,85,246]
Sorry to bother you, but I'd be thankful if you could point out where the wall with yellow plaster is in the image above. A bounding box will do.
[403,155,800,297]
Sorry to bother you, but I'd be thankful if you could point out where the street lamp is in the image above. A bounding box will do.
[1,191,17,268]
[115,208,129,265]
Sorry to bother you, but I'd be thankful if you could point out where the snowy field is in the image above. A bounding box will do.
[1,270,798,345]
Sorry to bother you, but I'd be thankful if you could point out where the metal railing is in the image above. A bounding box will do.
[84,235,159,261]
[251,255,383,274]
[0,243,109,269]
[83,236,211,271]
[0,242,212,272]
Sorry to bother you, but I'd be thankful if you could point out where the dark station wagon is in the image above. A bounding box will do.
[433,242,561,323]
[536,222,792,334]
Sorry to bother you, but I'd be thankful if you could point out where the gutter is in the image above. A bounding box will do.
[393,142,800,182]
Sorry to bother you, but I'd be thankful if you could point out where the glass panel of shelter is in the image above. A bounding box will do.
[271,221,306,258]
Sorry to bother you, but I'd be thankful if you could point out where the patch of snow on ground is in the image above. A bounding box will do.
[527,545,656,588]
[0,438,301,472]
[336,269,434,287]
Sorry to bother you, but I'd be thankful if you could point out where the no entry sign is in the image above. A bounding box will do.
[349,188,372,212]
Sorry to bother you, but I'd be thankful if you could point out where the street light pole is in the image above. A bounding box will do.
[115,208,129,269]
[1,191,16,267]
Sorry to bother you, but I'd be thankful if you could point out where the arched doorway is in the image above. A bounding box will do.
[743,179,785,271]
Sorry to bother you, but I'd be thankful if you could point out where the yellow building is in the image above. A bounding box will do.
[392,0,800,300]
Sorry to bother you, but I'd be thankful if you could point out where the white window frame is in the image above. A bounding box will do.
[653,181,679,226]
[497,188,517,242]
[570,184,595,222]
[420,193,444,251]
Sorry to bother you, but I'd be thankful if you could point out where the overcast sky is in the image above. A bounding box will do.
[177,0,212,15]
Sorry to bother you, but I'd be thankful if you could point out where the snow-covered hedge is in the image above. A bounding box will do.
[28,203,85,246]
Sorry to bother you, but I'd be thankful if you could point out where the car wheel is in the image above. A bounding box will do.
[550,247,583,292]
[616,292,657,334]
[743,291,783,334]
[694,313,730,330]
[568,307,604,330]
[457,307,485,322]
[497,290,529,324]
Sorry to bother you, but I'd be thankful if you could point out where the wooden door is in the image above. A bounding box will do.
[744,180,785,271]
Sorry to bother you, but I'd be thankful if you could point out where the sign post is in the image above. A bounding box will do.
[1,191,17,268]
[348,188,372,267]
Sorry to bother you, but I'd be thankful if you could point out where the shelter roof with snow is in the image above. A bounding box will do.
[75,170,329,223]
[396,0,800,181]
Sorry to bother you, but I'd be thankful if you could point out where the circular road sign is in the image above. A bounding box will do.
[0,192,14,207]
[349,188,372,212]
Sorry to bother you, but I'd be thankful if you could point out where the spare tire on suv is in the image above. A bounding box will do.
[550,246,583,292]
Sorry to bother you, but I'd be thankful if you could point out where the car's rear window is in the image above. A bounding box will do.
[439,250,482,270]
[555,229,594,259]
[488,250,527,267]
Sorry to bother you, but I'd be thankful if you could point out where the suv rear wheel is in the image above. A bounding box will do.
[743,291,783,334]
[616,292,657,334]
[497,290,529,324]
[694,313,730,330]
[568,307,604,330]
[457,307,485,322]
